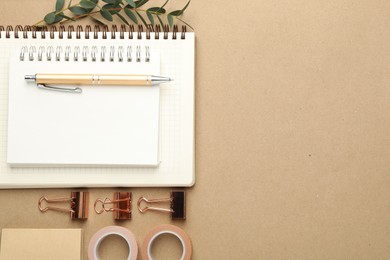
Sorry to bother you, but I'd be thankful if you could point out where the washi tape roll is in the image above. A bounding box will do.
[88,226,138,260]
[141,224,192,260]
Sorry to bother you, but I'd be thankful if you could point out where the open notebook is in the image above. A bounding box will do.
[0,25,195,187]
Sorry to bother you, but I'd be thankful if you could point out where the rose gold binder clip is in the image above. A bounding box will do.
[137,191,186,220]
[38,191,89,220]
[94,192,132,220]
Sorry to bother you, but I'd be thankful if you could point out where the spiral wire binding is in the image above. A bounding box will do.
[65,46,71,61]
[74,46,80,61]
[0,24,186,39]
[56,46,62,61]
[29,46,36,61]
[47,46,53,61]
[19,45,150,63]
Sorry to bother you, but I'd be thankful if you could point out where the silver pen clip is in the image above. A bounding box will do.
[37,84,82,93]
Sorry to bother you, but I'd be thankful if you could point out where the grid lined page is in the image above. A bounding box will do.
[0,31,195,188]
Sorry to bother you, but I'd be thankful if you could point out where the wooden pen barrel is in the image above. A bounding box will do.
[35,74,151,86]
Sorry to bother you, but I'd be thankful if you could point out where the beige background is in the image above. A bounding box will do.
[1,0,390,259]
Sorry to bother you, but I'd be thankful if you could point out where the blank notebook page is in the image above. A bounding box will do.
[7,48,160,166]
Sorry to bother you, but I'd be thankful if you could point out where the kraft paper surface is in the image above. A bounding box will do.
[1,0,390,259]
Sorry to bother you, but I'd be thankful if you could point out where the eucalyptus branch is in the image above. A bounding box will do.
[34,0,192,29]
[33,1,81,26]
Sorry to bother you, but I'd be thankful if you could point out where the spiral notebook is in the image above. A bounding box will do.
[0,25,195,188]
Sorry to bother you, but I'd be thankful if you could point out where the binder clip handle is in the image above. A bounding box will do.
[94,192,131,220]
[137,196,174,214]
[38,191,89,220]
[137,191,186,220]
[38,196,75,213]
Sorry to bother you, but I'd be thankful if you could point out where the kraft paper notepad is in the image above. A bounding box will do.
[0,26,195,187]
[0,229,82,260]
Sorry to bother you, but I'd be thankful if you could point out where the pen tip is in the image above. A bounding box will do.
[25,75,36,81]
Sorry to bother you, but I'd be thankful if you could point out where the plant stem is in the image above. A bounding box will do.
[33,1,192,29]
[33,2,82,26]
[175,17,193,30]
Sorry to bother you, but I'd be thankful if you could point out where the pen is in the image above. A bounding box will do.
[25,74,172,86]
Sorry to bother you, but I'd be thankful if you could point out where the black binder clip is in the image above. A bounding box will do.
[38,191,89,220]
[137,191,186,220]
[94,192,132,220]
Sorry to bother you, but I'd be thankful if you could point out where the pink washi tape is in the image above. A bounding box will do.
[88,226,138,260]
[141,224,192,260]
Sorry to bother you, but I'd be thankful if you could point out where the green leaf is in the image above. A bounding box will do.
[57,13,75,21]
[135,0,148,8]
[43,11,64,25]
[146,11,154,26]
[116,13,129,25]
[169,10,182,16]
[68,0,73,8]
[69,6,89,15]
[102,3,121,14]
[54,12,64,22]
[90,14,108,25]
[157,15,164,27]
[167,14,174,28]
[85,0,98,11]
[100,8,113,21]
[55,0,65,12]
[147,7,166,14]
[125,0,136,8]
[80,0,97,9]
[135,11,148,27]
[44,12,56,24]
[124,8,138,23]
[102,0,121,4]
